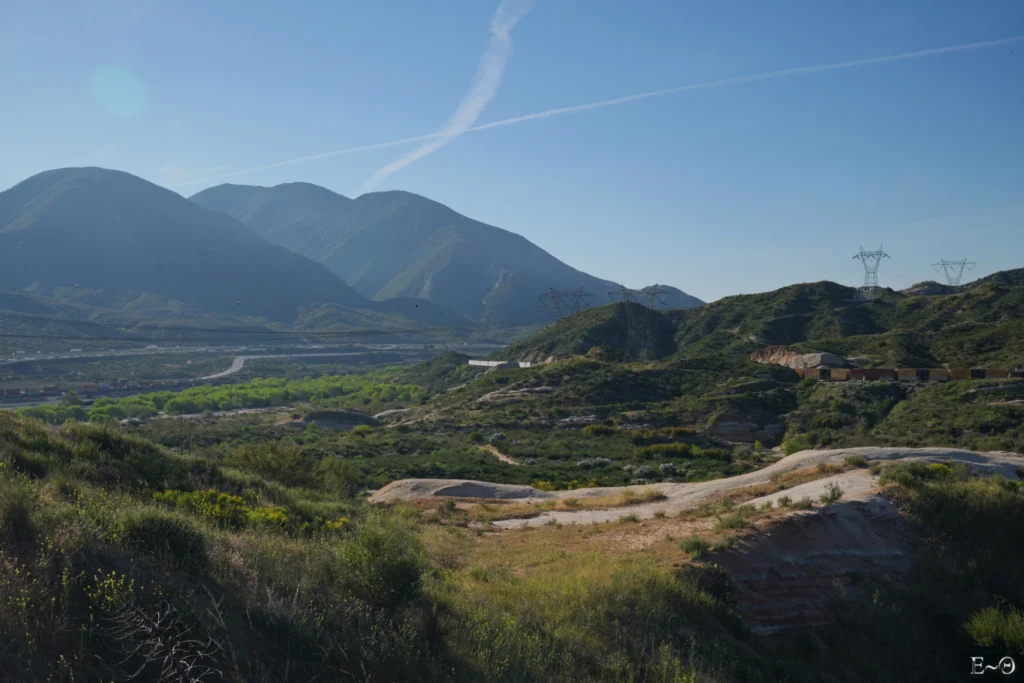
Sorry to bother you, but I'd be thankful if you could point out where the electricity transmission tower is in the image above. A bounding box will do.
[607,285,668,360]
[932,258,976,286]
[853,245,890,293]
[537,288,595,318]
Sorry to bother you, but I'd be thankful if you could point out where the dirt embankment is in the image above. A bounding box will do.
[748,346,845,369]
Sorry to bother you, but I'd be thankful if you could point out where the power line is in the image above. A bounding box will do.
[932,258,977,286]
[537,287,595,318]
[607,286,668,360]
[853,245,890,297]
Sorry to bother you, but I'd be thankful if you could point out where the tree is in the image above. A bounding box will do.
[314,457,361,498]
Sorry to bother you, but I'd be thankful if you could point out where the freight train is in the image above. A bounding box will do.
[796,367,1023,382]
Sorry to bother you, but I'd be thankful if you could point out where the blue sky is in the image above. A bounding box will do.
[3,0,1023,302]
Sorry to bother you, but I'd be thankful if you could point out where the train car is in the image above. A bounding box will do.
[1010,368,1024,379]
[984,369,1009,379]
[950,369,971,380]
[850,368,898,381]
[831,368,850,381]
[793,368,807,378]
[929,368,950,382]
[970,369,986,380]
[898,369,916,381]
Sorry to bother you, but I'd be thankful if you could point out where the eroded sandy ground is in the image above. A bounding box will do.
[373,446,1022,633]
[371,447,1023,528]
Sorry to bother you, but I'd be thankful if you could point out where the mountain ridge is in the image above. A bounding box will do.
[190,182,704,320]
[0,168,461,328]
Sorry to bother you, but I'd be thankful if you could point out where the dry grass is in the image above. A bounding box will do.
[460,488,668,523]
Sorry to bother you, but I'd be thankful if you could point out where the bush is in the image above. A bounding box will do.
[819,481,844,505]
[633,465,657,478]
[467,430,484,443]
[634,443,692,458]
[711,534,738,551]
[783,439,808,456]
[314,457,362,497]
[0,478,35,549]
[337,511,427,609]
[843,454,869,468]
[792,496,814,510]
[118,509,206,568]
[226,441,312,487]
[965,605,1024,656]
[583,424,616,437]
[680,535,710,559]
[776,495,793,508]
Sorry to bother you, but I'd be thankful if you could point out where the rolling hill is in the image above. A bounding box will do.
[190,183,703,321]
[499,269,1024,368]
[0,168,463,329]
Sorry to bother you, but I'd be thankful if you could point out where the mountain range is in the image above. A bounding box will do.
[0,168,701,337]
[190,182,703,321]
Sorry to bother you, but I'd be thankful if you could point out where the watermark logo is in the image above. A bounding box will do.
[971,657,1016,675]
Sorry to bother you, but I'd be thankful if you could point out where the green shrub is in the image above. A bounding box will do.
[634,443,692,458]
[783,439,808,456]
[791,496,814,510]
[711,534,738,552]
[0,477,36,549]
[583,424,616,437]
[467,430,484,443]
[226,441,312,487]
[819,481,844,505]
[337,511,427,609]
[714,513,746,531]
[843,454,868,468]
[118,509,206,568]
[314,457,362,498]
[680,535,710,559]
[776,495,792,508]
[965,605,1024,656]
[153,489,248,529]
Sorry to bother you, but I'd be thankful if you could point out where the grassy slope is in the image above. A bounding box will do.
[4,410,1024,682]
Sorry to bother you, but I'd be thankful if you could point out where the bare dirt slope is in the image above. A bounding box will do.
[710,493,916,634]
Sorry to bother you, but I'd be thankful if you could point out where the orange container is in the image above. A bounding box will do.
[898,369,916,381]
[950,369,971,380]
[831,368,850,381]
[985,369,1009,379]
[929,368,950,382]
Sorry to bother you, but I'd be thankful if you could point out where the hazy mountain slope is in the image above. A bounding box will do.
[191,184,704,320]
[0,168,373,324]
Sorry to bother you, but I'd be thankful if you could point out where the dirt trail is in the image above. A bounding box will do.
[477,444,520,465]
[370,446,1023,526]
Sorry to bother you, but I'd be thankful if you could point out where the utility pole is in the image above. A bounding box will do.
[853,245,890,297]
[932,258,976,286]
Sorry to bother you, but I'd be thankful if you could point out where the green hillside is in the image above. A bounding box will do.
[191,183,703,321]
[501,269,1024,368]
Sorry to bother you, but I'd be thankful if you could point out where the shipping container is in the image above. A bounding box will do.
[898,369,916,381]
[984,369,1009,379]
[1010,368,1024,378]
[950,369,971,380]
[832,368,850,381]
[803,368,820,380]
[850,368,899,381]
[82,383,99,391]
[915,369,930,381]
[970,369,986,380]
[929,368,950,382]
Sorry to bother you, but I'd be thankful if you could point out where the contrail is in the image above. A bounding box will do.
[175,34,1024,191]
[356,0,535,194]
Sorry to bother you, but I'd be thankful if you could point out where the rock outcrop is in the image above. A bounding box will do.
[748,346,845,370]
